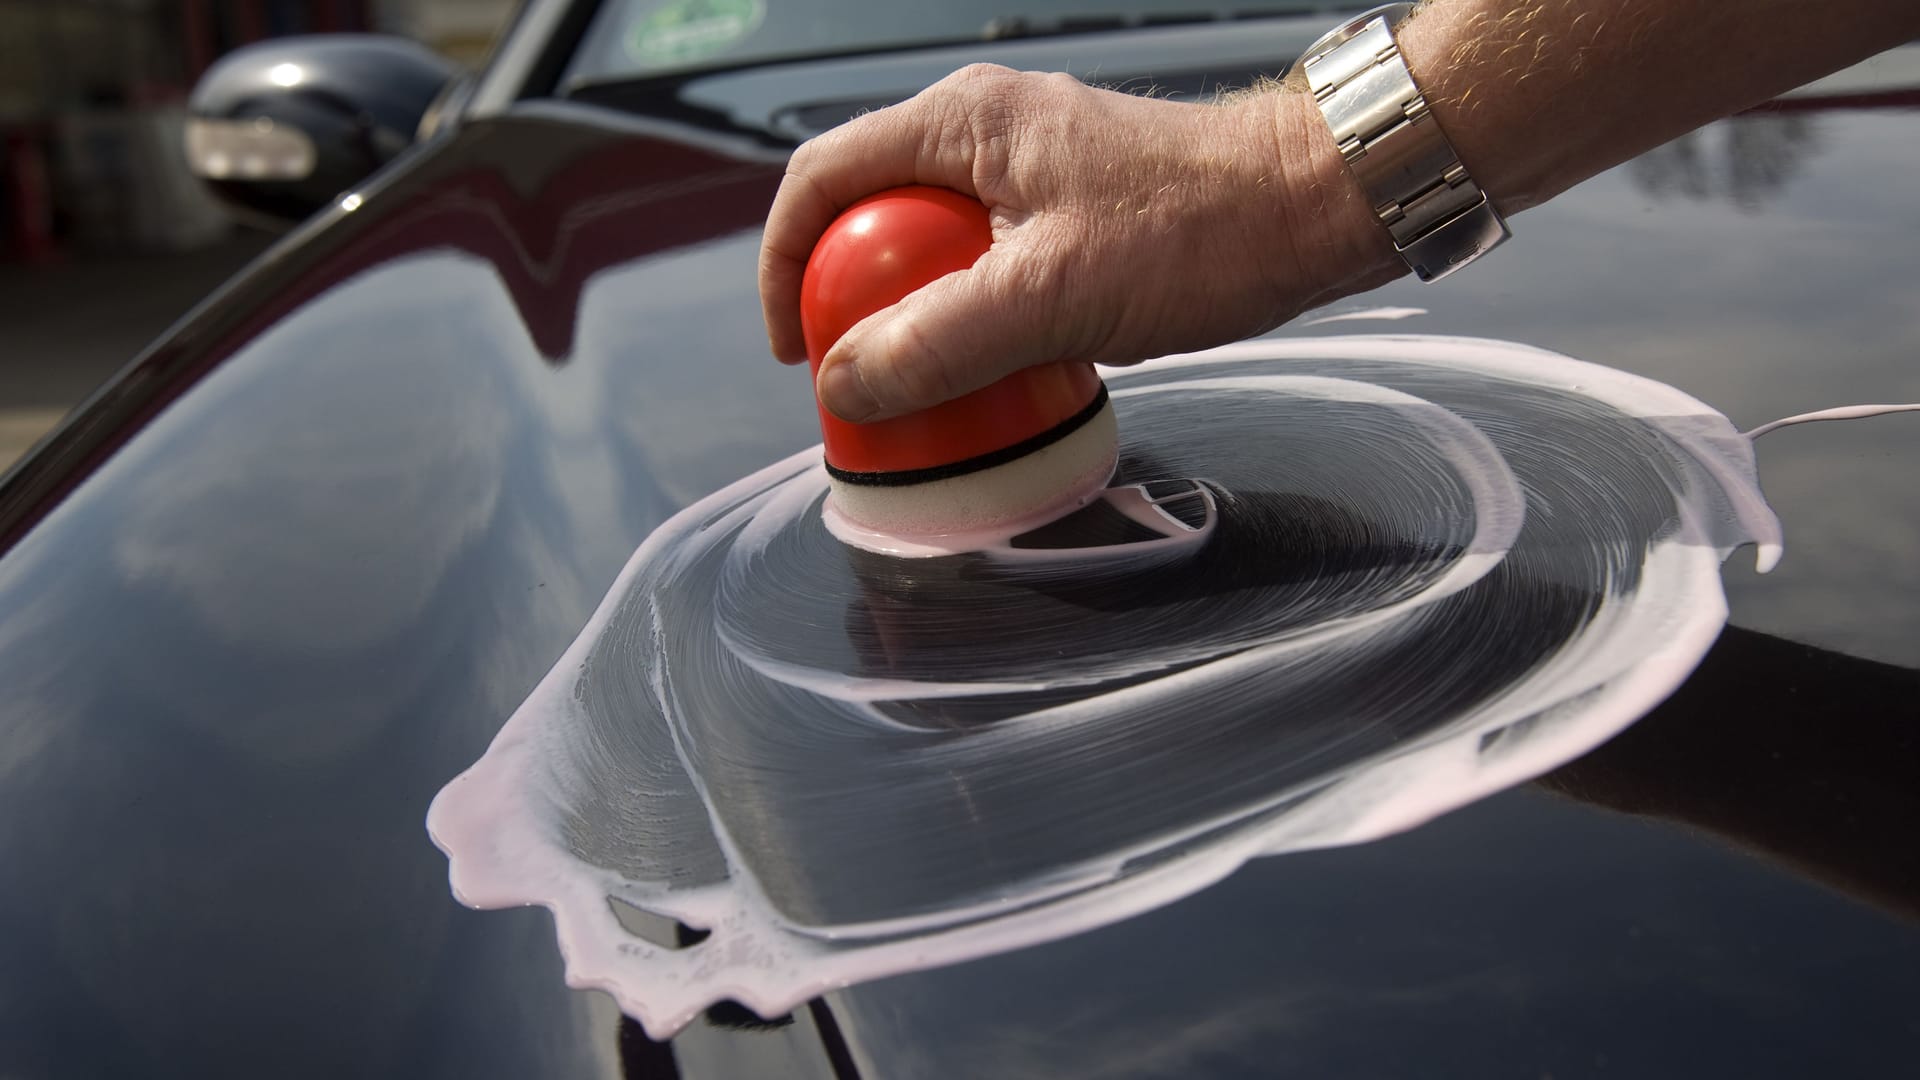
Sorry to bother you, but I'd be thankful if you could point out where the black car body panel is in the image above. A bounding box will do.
[1,12,1916,1078]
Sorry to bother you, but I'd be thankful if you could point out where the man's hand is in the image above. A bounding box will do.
[761,1,1920,423]
[758,65,1392,422]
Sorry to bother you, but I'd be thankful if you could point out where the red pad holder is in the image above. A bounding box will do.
[800,185,1105,485]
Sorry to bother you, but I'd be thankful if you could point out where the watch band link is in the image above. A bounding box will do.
[1299,4,1509,282]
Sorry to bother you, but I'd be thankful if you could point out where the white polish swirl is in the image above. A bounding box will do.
[428,335,1784,1038]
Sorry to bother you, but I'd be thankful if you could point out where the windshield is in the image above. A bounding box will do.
[566,0,1331,86]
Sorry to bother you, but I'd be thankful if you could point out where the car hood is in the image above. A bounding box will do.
[1,66,1917,1076]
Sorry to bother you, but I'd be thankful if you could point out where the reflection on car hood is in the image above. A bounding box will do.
[0,47,1917,1076]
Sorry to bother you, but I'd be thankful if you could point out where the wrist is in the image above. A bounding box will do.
[1392,2,1539,212]
[1270,1,1516,290]
[1254,88,1404,312]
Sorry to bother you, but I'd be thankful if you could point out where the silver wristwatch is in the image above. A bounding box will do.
[1295,2,1508,282]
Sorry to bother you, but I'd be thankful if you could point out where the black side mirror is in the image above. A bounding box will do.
[186,34,458,225]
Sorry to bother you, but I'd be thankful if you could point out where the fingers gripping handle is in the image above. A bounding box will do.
[799,185,1104,480]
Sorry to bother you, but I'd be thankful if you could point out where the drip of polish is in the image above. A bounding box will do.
[801,185,1122,555]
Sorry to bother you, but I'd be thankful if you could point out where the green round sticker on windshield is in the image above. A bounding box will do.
[628,0,767,68]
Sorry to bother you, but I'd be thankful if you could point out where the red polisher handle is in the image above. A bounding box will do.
[800,185,1102,478]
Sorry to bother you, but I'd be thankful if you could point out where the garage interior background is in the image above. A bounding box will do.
[0,0,515,468]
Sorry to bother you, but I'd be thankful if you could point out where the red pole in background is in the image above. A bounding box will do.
[316,0,364,33]
[182,0,214,81]
[2,126,59,264]
[314,0,374,34]
[232,0,267,45]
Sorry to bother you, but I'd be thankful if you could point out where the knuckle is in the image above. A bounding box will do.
[786,138,814,169]
[956,70,1038,189]
[937,62,1031,124]
[975,67,1033,112]
[947,62,1017,89]
[1040,70,1082,95]
[779,133,840,187]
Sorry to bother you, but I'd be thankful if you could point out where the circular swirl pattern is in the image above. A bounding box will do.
[428,334,1781,1038]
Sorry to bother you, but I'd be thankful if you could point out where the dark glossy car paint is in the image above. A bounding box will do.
[1,7,1916,1078]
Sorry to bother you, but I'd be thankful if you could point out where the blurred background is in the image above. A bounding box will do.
[0,0,516,469]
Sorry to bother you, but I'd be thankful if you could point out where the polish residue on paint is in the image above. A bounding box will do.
[1297,305,1430,326]
[427,334,1787,1038]
[1743,402,1920,439]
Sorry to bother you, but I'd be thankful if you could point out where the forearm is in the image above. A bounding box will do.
[1399,0,1920,213]
[1267,0,1919,306]
[759,0,1918,415]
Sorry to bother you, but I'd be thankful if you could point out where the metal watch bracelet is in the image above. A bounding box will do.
[1296,2,1509,282]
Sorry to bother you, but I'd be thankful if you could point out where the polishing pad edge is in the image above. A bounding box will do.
[825,400,1120,555]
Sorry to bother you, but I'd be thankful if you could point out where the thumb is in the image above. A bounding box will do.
[815,249,1083,422]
